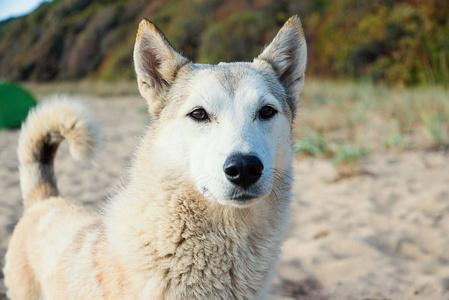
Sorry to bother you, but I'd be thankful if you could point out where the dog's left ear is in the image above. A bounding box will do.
[254,15,307,118]
[134,18,189,112]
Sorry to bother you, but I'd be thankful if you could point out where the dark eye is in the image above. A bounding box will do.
[189,108,209,121]
[259,106,277,120]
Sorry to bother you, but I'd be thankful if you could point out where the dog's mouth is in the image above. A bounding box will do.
[229,194,258,202]
[202,186,264,206]
[226,192,265,207]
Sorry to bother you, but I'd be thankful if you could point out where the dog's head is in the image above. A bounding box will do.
[133,16,306,207]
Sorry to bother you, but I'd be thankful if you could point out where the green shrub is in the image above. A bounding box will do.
[198,11,273,64]
[422,113,449,149]
[295,131,331,157]
[332,145,367,166]
[308,0,449,85]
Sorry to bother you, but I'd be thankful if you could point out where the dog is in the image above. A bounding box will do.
[4,15,307,299]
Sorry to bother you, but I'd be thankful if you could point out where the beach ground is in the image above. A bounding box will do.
[1,96,448,299]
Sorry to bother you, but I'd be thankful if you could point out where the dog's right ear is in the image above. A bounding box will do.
[133,19,189,111]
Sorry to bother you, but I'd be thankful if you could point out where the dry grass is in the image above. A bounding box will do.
[23,81,140,99]
[295,79,449,154]
[293,79,449,177]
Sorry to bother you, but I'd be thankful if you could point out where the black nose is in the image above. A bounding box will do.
[223,154,264,189]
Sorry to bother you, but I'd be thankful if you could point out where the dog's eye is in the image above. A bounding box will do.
[189,108,209,121]
[259,106,277,120]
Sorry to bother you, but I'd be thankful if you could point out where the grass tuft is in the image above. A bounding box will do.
[332,145,367,167]
[422,113,449,149]
[294,131,330,158]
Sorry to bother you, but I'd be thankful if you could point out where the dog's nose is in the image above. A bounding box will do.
[223,154,264,189]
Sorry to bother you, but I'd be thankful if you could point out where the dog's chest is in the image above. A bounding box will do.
[146,227,270,299]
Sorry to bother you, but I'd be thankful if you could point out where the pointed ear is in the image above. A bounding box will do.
[254,16,307,118]
[133,19,189,109]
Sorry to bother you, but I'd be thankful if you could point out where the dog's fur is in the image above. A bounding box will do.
[4,16,307,299]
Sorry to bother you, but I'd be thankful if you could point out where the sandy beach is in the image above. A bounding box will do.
[1,96,448,299]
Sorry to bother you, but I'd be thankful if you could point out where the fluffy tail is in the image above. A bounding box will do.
[18,96,98,209]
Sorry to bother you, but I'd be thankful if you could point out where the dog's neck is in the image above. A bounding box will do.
[104,131,292,298]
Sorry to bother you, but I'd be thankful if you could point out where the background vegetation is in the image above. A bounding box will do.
[0,0,448,86]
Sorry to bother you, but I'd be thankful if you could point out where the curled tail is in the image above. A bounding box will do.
[18,96,98,209]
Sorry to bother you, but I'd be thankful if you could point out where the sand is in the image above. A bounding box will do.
[1,96,448,299]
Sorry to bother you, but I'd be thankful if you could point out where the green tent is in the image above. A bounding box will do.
[0,83,37,129]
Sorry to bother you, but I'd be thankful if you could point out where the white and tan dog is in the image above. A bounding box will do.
[4,15,307,299]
